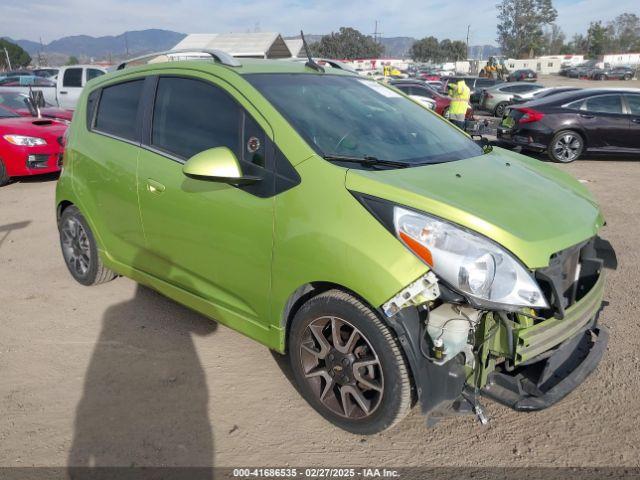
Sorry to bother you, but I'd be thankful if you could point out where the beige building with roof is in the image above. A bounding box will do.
[173,32,292,59]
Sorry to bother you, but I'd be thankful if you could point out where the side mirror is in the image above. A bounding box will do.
[182,147,261,185]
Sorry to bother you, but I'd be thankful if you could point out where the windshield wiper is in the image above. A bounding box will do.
[322,154,410,169]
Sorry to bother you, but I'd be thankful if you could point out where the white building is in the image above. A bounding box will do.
[284,39,304,58]
[173,32,292,59]
[601,53,640,67]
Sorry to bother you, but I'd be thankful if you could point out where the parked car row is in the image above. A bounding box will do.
[388,79,473,119]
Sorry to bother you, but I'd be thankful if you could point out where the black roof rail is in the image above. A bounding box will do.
[116,49,241,70]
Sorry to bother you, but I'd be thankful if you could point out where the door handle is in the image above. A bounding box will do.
[59,91,68,94]
[146,179,165,194]
[579,113,594,119]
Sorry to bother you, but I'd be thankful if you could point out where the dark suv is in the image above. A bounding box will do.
[590,66,636,81]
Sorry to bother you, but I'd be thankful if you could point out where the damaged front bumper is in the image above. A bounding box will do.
[381,241,612,423]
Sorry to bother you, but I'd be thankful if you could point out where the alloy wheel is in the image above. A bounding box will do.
[553,133,582,162]
[60,217,91,277]
[299,316,384,419]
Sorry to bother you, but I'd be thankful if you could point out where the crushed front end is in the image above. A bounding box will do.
[380,236,616,424]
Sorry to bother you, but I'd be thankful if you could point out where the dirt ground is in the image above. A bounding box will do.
[1,137,640,467]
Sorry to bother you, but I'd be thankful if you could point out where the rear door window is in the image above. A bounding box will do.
[94,80,144,141]
[624,94,640,115]
[63,68,82,88]
[584,95,623,114]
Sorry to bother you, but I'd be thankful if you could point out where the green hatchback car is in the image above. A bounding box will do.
[56,50,616,434]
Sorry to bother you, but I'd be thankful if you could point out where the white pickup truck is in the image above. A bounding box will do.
[0,65,107,110]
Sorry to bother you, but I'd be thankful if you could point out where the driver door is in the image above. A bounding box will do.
[135,75,275,331]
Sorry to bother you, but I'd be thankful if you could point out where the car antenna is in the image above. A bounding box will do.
[300,30,324,73]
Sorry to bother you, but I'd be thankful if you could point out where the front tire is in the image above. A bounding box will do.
[0,160,10,187]
[58,205,117,286]
[624,74,632,80]
[598,74,606,81]
[288,290,413,435]
[548,130,584,163]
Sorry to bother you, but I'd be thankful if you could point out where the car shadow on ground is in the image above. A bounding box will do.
[10,172,60,184]
[68,283,217,478]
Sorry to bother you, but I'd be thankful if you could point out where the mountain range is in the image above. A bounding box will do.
[5,29,499,61]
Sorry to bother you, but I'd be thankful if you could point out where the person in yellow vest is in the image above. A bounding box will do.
[447,79,470,130]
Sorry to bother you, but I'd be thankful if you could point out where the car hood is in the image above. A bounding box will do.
[0,115,67,140]
[345,147,604,268]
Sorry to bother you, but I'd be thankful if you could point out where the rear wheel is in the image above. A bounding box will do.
[598,74,606,80]
[288,290,413,434]
[548,130,584,163]
[0,160,10,187]
[494,102,508,117]
[59,206,117,286]
[624,74,632,80]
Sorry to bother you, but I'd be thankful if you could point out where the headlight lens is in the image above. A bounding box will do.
[394,206,548,309]
[3,135,47,146]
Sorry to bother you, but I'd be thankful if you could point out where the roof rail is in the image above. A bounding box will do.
[116,49,241,70]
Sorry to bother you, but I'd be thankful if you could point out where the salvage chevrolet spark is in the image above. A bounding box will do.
[56,51,615,434]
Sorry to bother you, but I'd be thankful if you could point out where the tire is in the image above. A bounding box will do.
[0,160,10,187]
[624,74,632,81]
[494,102,508,117]
[548,130,584,163]
[288,290,413,435]
[442,106,450,119]
[58,205,117,286]
[598,74,606,81]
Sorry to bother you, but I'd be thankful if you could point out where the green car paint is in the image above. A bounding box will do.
[56,57,609,418]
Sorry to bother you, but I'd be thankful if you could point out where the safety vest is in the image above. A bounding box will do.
[449,82,470,115]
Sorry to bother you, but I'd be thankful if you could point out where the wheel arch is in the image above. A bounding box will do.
[56,200,74,221]
[552,126,589,149]
[281,281,384,354]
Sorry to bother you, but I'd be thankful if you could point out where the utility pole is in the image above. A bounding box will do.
[466,24,470,60]
[3,48,11,70]
[372,20,382,44]
[124,31,129,57]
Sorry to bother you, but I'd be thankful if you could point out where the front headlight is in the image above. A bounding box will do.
[3,135,47,146]
[393,206,548,310]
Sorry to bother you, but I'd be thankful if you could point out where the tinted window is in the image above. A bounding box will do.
[585,95,623,114]
[626,95,640,115]
[94,80,144,140]
[565,99,585,110]
[86,69,105,82]
[152,77,241,160]
[500,85,521,93]
[63,68,82,88]
[476,79,496,87]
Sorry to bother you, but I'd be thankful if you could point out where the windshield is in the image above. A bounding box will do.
[0,91,29,109]
[246,74,482,166]
[0,105,19,118]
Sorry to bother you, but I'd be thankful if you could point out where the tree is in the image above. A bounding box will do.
[410,37,468,62]
[541,23,566,55]
[66,56,80,66]
[496,0,558,58]
[586,21,612,58]
[609,13,640,52]
[0,38,31,69]
[410,36,440,62]
[310,27,384,59]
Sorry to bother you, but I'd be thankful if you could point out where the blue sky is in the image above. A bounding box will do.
[2,0,639,44]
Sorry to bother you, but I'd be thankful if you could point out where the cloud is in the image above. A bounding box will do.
[2,0,639,45]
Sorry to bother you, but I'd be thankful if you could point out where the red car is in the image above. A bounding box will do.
[0,90,73,122]
[0,105,67,186]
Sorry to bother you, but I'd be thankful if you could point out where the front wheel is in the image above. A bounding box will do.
[59,205,117,286]
[624,74,632,80]
[0,160,10,187]
[288,290,413,435]
[548,130,584,163]
[598,74,606,81]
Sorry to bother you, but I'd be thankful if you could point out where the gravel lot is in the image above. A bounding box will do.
[1,80,639,468]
